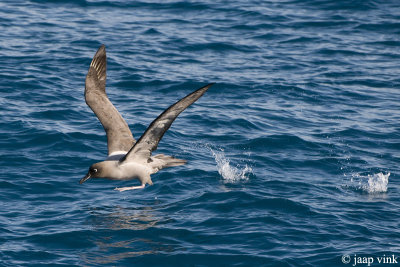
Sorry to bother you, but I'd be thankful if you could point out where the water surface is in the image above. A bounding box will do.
[0,0,399,266]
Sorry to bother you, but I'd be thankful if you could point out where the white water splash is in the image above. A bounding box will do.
[348,172,390,193]
[209,147,253,183]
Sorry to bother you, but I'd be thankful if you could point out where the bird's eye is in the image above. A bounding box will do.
[93,168,98,173]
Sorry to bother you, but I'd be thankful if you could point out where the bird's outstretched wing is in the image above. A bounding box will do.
[85,45,135,155]
[120,83,214,163]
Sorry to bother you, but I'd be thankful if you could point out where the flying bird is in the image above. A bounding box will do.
[79,45,213,191]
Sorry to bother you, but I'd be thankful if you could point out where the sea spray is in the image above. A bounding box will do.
[187,142,254,182]
[346,172,390,193]
[208,146,253,183]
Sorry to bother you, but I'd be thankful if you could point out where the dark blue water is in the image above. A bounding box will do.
[1,0,400,266]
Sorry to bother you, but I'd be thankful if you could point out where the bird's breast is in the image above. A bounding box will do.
[117,161,152,180]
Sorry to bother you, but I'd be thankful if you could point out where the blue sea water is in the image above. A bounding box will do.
[1,0,400,266]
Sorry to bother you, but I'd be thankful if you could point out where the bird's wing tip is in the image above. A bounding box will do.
[88,44,107,84]
[98,44,106,53]
[92,44,106,59]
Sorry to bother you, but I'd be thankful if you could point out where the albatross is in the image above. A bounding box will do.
[79,45,213,191]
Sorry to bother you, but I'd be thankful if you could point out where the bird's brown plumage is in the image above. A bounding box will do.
[85,45,135,154]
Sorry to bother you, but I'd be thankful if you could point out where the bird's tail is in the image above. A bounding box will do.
[153,154,187,168]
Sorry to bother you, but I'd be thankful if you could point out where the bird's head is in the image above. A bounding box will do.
[79,162,106,184]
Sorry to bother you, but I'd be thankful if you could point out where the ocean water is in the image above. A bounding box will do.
[1,0,399,266]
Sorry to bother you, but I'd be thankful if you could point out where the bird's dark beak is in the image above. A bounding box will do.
[79,173,91,184]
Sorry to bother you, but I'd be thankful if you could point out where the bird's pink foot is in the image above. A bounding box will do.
[114,184,145,192]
